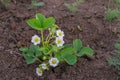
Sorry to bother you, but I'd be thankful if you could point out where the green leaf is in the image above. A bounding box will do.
[33,2,45,6]
[36,13,46,25]
[22,53,36,64]
[52,45,63,52]
[106,9,119,21]
[55,53,62,61]
[39,46,50,55]
[20,45,42,64]
[29,45,38,52]
[28,45,36,56]
[52,45,59,52]
[64,55,77,65]
[116,0,120,4]
[43,17,55,29]
[29,45,42,57]
[64,44,73,48]
[27,18,42,30]
[73,39,82,52]
[115,43,120,50]
[60,47,74,58]
[19,47,28,53]
[78,47,94,57]
[35,50,42,57]
[25,56,36,64]
[27,49,34,56]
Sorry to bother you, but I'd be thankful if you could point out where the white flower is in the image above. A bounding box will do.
[31,35,40,45]
[56,29,64,38]
[36,68,43,76]
[49,58,59,67]
[41,63,47,70]
[55,37,64,47]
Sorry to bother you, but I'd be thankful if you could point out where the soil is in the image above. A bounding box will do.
[0,0,120,80]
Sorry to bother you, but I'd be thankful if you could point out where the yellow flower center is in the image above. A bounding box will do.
[57,39,61,44]
[58,32,62,36]
[52,59,57,64]
[38,68,42,73]
[34,37,39,42]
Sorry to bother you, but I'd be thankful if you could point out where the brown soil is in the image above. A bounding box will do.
[0,0,120,80]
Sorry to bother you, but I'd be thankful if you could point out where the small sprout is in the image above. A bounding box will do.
[56,29,64,38]
[55,37,65,47]
[31,35,41,45]
[49,58,59,67]
[36,67,43,76]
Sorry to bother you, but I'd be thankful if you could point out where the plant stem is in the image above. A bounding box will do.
[45,32,54,45]
[41,30,44,46]
[47,35,56,44]
[33,55,42,63]
[46,31,51,42]
[47,49,53,55]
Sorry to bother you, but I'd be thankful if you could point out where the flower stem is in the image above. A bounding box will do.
[41,30,44,46]
[46,31,51,41]
[45,32,53,45]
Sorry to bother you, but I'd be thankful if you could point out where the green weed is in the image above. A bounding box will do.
[1,0,9,9]
[31,0,44,9]
[64,0,85,13]
[108,42,120,70]
[105,0,120,21]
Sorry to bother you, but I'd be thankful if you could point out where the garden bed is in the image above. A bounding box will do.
[0,0,120,80]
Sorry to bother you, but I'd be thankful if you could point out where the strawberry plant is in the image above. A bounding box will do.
[20,13,94,76]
